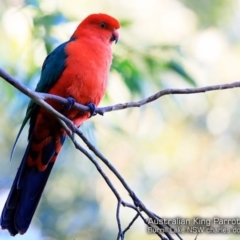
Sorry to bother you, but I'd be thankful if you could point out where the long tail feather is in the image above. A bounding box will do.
[1,134,65,235]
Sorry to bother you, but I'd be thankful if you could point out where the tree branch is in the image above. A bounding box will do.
[1,67,240,117]
[1,66,239,239]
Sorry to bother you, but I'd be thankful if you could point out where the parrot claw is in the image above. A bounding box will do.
[87,103,97,117]
[65,97,76,110]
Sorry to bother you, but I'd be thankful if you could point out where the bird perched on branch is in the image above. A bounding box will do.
[1,13,120,236]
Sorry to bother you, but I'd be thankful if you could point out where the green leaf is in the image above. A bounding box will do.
[166,60,197,87]
[112,57,144,95]
[34,13,68,28]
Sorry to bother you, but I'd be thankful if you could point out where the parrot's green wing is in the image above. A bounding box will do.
[10,41,71,161]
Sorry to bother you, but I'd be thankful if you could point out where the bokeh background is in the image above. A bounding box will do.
[1,0,240,239]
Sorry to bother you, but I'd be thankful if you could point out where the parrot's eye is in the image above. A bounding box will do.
[100,22,106,28]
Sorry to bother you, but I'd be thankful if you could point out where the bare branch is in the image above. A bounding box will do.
[4,67,237,239]
[1,67,240,117]
[116,201,123,240]
[136,209,167,240]
[69,134,122,202]
[122,213,139,237]
[152,213,183,240]
[35,79,240,115]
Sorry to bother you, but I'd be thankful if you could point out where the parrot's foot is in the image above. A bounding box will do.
[65,97,76,110]
[87,103,97,117]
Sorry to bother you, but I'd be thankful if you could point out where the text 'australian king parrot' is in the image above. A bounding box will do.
[1,13,120,236]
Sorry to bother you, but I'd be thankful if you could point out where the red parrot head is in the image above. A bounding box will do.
[72,13,120,45]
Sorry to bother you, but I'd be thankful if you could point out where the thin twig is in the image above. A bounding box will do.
[69,135,122,202]
[194,233,199,240]
[137,209,166,240]
[116,201,123,240]
[152,214,184,240]
[76,129,135,196]
[122,213,139,237]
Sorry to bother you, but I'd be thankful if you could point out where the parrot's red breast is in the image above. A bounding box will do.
[1,13,120,236]
[48,13,120,125]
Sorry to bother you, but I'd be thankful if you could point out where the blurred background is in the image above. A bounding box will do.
[1,0,240,239]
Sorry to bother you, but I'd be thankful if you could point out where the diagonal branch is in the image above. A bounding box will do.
[121,213,139,237]
[2,67,239,239]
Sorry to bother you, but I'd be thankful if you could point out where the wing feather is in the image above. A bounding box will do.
[10,40,71,161]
